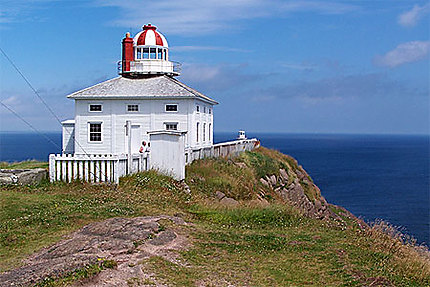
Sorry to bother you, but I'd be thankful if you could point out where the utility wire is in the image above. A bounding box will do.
[0,101,61,150]
[0,47,63,125]
[0,47,108,180]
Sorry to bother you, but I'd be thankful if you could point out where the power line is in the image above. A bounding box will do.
[0,47,63,125]
[0,101,61,150]
[0,47,107,180]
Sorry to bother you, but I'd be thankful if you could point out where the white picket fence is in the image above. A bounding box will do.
[49,138,259,184]
[185,138,260,164]
[48,154,148,183]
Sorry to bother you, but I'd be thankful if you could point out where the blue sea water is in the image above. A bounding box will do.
[1,132,429,244]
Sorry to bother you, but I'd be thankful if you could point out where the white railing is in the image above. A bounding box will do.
[49,139,258,184]
[185,138,260,164]
[48,154,148,183]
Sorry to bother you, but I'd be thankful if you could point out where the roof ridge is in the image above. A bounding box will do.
[67,76,121,98]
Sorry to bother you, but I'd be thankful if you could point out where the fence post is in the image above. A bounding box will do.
[49,154,55,182]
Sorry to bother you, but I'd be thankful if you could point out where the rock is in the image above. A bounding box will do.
[220,197,239,206]
[181,182,191,194]
[215,191,226,200]
[279,169,289,183]
[0,168,47,185]
[269,175,277,186]
[314,199,322,211]
[259,178,270,187]
[0,216,187,286]
[149,230,177,246]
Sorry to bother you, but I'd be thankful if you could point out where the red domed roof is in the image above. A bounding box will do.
[133,24,168,47]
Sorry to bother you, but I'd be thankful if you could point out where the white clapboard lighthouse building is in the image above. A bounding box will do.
[62,24,217,156]
[51,24,258,183]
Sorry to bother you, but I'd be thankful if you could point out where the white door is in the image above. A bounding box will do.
[131,125,141,154]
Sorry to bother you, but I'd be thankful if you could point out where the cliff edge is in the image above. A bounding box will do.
[0,147,429,286]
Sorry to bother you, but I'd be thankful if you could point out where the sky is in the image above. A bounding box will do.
[0,0,429,134]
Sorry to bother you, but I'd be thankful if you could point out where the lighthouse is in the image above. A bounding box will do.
[120,24,179,76]
[61,24,217,157]
[49,23,258,182]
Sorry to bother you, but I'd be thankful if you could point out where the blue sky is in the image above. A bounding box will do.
[0,0,429,134]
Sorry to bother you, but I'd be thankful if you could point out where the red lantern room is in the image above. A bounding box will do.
[120,24,180,77]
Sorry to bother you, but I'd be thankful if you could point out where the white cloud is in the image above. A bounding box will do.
[172,46,250,53]
[94,0,359,35]
[374,41,430,68]
[254,73,424,102]
[398,3,430,27]
[1,95,20,105]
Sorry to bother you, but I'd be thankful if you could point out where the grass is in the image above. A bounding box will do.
[0,148,429,286]
[0,160,48,170]
[34,259,117,287]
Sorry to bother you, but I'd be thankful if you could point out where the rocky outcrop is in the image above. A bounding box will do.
[0,168,47,185]
[260,167,339,220]
[0,216,188,286]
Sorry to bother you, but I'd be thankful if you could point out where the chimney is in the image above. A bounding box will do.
[122,32,133,73]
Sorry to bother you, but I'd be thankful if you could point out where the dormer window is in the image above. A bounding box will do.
[89,104,102,112]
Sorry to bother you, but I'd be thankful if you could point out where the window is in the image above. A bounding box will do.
[127,104,139,112]
[203,123,206,141]
[209,123,211,141]
[209,108,212,114]
[203,106,206,113]
[143,48,149,59]
[165,122,178,131]
[89,104,102,112]
[196,122,199,142]
[136,48,142,59]
[165,104,178,112]
[89,123,102,142]
[157,49,162,60]
[150,48,156,59]
[196,105,200,113]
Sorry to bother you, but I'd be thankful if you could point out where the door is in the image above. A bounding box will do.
[125,122,142,155]
[130,125,141,155]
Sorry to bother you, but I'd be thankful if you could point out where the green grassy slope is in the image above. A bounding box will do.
[0,147,429,286]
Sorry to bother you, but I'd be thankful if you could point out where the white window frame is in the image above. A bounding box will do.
[165,103,178,113]
[209,123,212,142]
[88,103,103,113]
[203,123,206,142]
[87,122,103,143]
[164,122,178,131]
[126,104,139,112]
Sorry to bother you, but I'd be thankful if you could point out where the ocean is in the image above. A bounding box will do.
[1,132,429,245]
